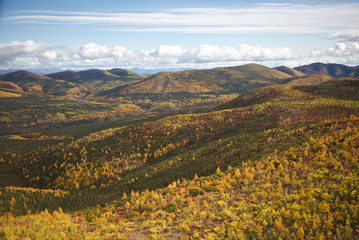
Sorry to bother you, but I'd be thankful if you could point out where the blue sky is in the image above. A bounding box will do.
[0,0,358,70]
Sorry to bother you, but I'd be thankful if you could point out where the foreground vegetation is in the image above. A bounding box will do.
[1,78,359,239]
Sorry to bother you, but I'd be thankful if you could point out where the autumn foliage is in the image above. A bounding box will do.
[1,79,359,239]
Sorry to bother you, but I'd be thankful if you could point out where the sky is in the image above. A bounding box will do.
[0,0,358,70]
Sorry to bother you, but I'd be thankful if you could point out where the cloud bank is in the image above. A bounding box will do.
[311,42,359,64]
[0,40,358,69]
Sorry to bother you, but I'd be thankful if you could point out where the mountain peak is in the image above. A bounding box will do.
[108,68,138,77]
[46,71,81,81]
[79,69,118,78]
[0,70,51,82]
[47,69,120,82]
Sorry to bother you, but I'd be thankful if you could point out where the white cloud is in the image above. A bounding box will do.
[7,4,359,34]
[310,42,359,65]
[325,30,359,42]
[327,43,359,57]
[80,43,111,59]
[112,46,135,63]
[42,50,57,61]
[312,42,359,57]
[155,45,185,58]
[180,44,298,63]
[1,40,358,69]
[0,40,53,65]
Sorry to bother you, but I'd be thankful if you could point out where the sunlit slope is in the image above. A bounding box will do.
[294,77,359,100]
[0,81,24,93]
[275,65,335,85]
[119,63,293,94]
[274,65,307,77]
[0,81,24,98]
[286,74,333,85]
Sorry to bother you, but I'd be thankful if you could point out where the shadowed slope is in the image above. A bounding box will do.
[295,62,359,78]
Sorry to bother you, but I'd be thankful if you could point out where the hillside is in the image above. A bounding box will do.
[1,78,358,239]
[119,63,293,94]
[295,62,359,78]
[0,94,144,135]
[108,68,141,77]
[0,63,356,138]
[0,70,52,83]
[0,71,89,98]
[47,69,121,82]
[0,63,300,134]
[274,65,307,77]
[47,69,147,95]
[0,81,24,93]
[285,74,333,85]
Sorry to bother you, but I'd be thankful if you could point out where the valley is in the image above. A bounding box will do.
[0,63,340,136]
[0,63,358,239]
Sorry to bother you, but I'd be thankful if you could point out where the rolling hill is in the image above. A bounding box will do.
[1,77,358,239]
[294,62,359,78]
[107,68,141,77]
[285,74,333,85]
[118,63,294,94]
[47,69,147,95]
[47,69,122,82]
[274,65,307,77]
[0,70,89,98]
[0,63,341,136]
[0,81,24,93]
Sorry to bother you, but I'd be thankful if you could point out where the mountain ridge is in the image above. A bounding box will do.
[0,70,89,98]
[118,63,294,95]
[274,65,307,77]
[294,62,359,78]
[47,69,129,82]
[47,68,147,95]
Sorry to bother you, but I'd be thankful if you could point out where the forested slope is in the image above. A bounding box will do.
[1,78,358,239]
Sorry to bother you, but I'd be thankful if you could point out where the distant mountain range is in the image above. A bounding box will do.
[46,69,147,94]
[118,64,294,95]
[2,62,358,77]
[0,67,190,76]
[0,70,90,98]
[2,62,359,99]
[0,62,358,134]
[1,63,357,99]
[0,68,146,98]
